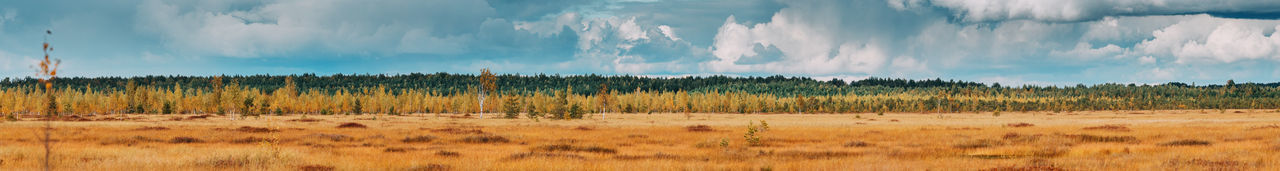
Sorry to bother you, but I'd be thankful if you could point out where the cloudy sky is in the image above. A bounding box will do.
[2,0,1280,85]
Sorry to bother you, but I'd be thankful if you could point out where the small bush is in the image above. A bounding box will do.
[231,137,274,144]
[402,135,437,143]
[1160,139,1212,146]
[461,134,509,143]
[298,165,335,171]
[436,151,460,157]
[308,133,355,141]
[953,139,1002,149]
[134,126,170,131]
[567,103,584,119]
[1005,123,1035,127]
[844,141,871,147]
[686,125,714,132]
[406,164,451,171]
[337,122,367,128]
[1083,125,1130,131]
[169,136,204,143]
[235,126,277,133]
[532,144,617,154]
[384,147,416,153]
[1064,134,1137,143]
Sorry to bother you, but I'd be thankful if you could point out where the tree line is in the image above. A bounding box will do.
[2,73,1279,119]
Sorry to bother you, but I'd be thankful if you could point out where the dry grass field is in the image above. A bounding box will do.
[3,110,1280,170]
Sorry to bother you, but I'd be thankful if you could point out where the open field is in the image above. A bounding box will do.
[3,110,1280,170]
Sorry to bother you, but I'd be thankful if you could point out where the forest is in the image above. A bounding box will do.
[2,73,1279,119]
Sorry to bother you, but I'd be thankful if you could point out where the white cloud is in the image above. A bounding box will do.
[657,25,680,41]
[1138,56,1156,64]
[615,17,649,41]
[1050,42,1124,59]
[1135,15,1280,63]
[926,0,1280,22]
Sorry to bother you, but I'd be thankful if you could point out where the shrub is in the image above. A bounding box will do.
[402,135,437,143]
[686,125,714,132]
[1160,139,1212,146]
[460,134,509,143]
[568,103,584,119]
[337,122,367,128]
[525,103,541,121]
[1006,123,1035,127]
[745,122,764,146]
[162,101,173,114]
[436,151,460,157]
[169,136,204,143]
[844,141,871,147]
[503,97,520,119]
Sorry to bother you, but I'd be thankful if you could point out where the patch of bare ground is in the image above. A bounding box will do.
[685,125,714,132]
[1083,125,1131,132]
[336,122,367,128]
[573,126,594,131]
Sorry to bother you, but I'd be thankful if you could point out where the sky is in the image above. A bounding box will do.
[2,0,1280,86]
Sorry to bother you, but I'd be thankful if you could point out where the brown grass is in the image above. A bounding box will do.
[3,111,1280,170]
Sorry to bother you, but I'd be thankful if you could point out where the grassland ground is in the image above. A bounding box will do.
[2,110,1280,170]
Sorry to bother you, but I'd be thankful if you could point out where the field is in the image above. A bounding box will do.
[3,110,1280,170]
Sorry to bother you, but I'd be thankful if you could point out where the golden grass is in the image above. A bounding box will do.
[2,110,1280,170]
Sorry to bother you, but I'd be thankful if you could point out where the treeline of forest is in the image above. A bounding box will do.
[2,73,1280,118]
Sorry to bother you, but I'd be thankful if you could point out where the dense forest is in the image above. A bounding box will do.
[2,73,1279,119]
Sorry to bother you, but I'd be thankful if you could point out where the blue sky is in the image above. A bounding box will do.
[3,0,1280,86]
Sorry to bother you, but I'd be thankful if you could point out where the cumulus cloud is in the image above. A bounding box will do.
[922,0,1280,22]
[1135,15,1280,63]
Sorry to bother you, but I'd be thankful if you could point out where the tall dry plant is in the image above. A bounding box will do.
[35,29,61,171]
[477,68,496,118]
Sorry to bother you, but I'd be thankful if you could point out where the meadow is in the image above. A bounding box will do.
[3,110,1279,170]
